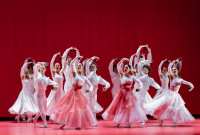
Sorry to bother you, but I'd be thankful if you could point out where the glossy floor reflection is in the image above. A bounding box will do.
[0,118,200,135]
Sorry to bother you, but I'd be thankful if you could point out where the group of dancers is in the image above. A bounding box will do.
[9,45,195,129]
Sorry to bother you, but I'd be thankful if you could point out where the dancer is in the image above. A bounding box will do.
[134,59,161,113]
[33,62,58,128]
[153,59,170,99]
[102,58,147,128]
[108,58,120,98]
[133,46,161,119]
[9,60,38,122]
[50,56,97,129]
[25,58,36,78]
[134,44,152,67]
[46,52,64,117]
[144,59,195,127]
[61,47,80,93]
[84,56,110,125]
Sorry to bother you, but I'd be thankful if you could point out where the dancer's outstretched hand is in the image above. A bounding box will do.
[102,87,107,92]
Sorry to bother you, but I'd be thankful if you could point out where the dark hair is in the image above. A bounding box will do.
[124,64,131,69]
[113,65,117,70]
[27,63,34,70]
[127,64,131,69]
[66,56,72,60]
[90,62,98,73]
[143,65,151,74]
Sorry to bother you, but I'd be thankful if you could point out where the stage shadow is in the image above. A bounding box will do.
[53,127,94,130]
[147,125,195,128]
[101,125,146,128]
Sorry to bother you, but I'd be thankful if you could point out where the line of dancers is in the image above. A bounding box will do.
[9,45,195,129]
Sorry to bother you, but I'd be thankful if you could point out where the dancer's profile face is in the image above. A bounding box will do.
[124,65,130,74]
[162,68,167,75]
[40,66,46,74]
[90,63,97,71]
[77,63,83,73]
[172,68,178,76]
[66,57,72,64]
[55,63,60,72]
[142,67,149,74]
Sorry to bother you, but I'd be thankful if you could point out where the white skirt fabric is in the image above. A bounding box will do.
[9,88,38,116]
[134,90,152,114]
[144,90,195,123]
[46,88,64,116]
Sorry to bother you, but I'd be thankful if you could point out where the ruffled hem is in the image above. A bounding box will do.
[50,88,97,127]
[91,102,103,113]
[50,107,97,127]
[102,104,148,124]
[102,88,147,124]
[144,91,194,123]
[160,107,195,123]
[8,89,38,115]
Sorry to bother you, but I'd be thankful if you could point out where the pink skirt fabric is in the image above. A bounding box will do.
[50,87,97,128]
[102,88,147,125]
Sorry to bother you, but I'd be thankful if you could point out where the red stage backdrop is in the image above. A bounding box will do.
[0,0,200,117]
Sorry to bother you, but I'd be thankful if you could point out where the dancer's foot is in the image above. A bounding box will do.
[15,116,20,123]
[141,122,145,126]
[115,124,120,127]
[33,118,37,125]
[159,120,163,126]
[172,122,176,127]
[27,118,32,123]
[40,124,48,128]
[124,124,131,128]
[92,123,98,127]
[60,124,65,129]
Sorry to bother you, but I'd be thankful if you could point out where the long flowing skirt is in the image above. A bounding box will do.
[87,96,103,114]
[134,90,152,114]
[46,87,64,116]
[144,90,195,123]
[102,88,148,125]
[50,88,97,128]
[9,88,38,116]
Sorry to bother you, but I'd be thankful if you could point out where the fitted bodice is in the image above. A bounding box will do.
[53,73,64,87]
[160,74,169,90]
[170,77,182,92]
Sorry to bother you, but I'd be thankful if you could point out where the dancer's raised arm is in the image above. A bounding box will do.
[117,58,129,77]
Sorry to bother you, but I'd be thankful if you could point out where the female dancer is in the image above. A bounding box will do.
[144,59,195,127]
[108,58,120,98]
[153,59,170,99]
[33,62,58,128]
[134,44,152,67]
[9,60,38,122]
[50,56,97,129]
[133,59,161,127]
[84,56,110,125]
[46,52,64,117]
[61,47,80,93]
[102,58,147,128]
